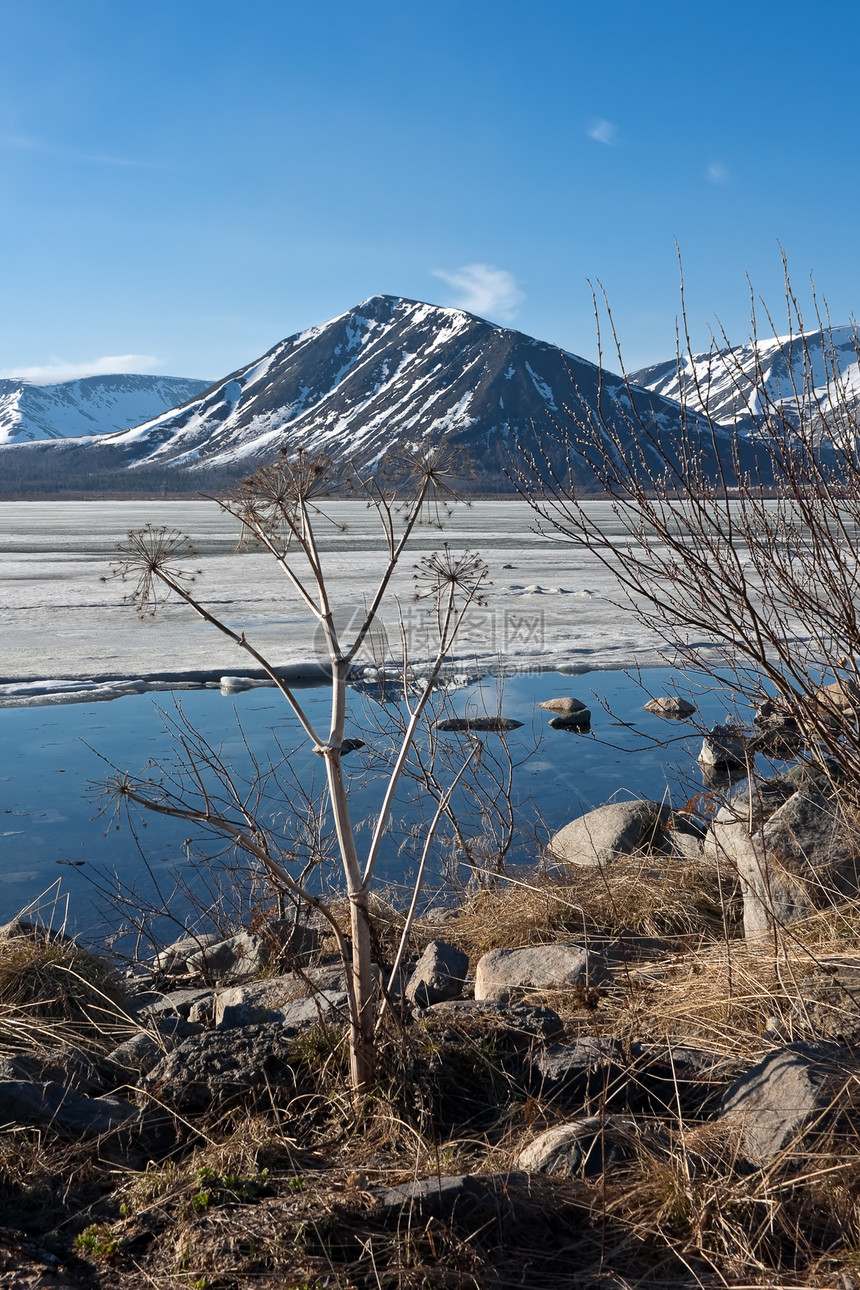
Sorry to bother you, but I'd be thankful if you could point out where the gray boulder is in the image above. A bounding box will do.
[660,827,705,860]
[702,778,792,868]
[0,1047,109,1097]
[528,1037,626,1105]
[644,696,696,720]
[538,696,587,715]
[214,970,348,1031]
[153,931,222,974]
[405,941,469,1008]
[0,1079,137,1136]
[548,711,592,730]
[518,1115,642,1177]
[548,799,673,868]
[750,788,860,923]
[474,944,609,1003]
[188,994,216,1026]
[219,991,347,1032]
[107,1017,203,1075]
[142,1022,306,1112]
[187,922,318,981]
[698,723,750,770]
[754,697,798,730]
[414,998,564,1042]
[721,1042,854,1164]
[142,987,216,1020]
[706,787,860,937]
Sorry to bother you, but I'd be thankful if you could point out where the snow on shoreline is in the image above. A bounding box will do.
[0,499,717,708]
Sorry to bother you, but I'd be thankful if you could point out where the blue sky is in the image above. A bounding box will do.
[1,0,857,381]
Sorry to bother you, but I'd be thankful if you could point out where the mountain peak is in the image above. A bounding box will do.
[1,296,720,494]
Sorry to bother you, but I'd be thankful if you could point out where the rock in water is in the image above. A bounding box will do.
[548,711,591,731]
[436,717,523,732]
[698,723,749,769]
[643,696,696,719]
[538,697,587,715]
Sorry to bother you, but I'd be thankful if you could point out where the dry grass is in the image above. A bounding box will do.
[599,1137,859,1287]
[7,872,860,1287]
[435,853,742,963]
[43,1109,860,1290]
[0,933,135,1054]
[598,938,816,1056]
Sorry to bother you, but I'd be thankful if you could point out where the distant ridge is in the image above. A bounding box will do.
[0,373,211,446]
[631,325,860,431]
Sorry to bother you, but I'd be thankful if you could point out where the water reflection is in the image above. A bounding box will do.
[0,668,750,934]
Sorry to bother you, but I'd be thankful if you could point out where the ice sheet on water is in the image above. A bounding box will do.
[2,499,741,699]
[1,677,153,708]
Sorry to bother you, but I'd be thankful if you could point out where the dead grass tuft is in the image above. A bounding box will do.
[0,934,134,1054]
[596,937,821,1058]
[437,853,742,962]
[600,1115,860,1287]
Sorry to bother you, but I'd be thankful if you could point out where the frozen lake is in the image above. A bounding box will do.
[0,499,692,704]
[0,500,748,937]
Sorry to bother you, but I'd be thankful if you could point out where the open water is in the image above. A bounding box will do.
[0,668,748,937]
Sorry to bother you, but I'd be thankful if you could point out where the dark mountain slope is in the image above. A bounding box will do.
[0,296,736,496]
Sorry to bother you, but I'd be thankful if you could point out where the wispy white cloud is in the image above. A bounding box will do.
[706,161,731,185]
[587,118,618,146]
[0,355,163,385]
[432,263,525,321]
[0,132,158,169]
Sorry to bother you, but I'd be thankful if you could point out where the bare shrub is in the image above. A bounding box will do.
[518,264,860,803]
[105,448,489,1096]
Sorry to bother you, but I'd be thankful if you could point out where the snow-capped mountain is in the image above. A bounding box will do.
[0,374,210,445]
[632,326,860,432]
[3,295,728,494]
[0,296,738,495]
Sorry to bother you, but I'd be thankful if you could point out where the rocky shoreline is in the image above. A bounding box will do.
[3,694,860,1286]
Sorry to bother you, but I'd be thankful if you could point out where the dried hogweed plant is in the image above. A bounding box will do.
[106,445,489,1097]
